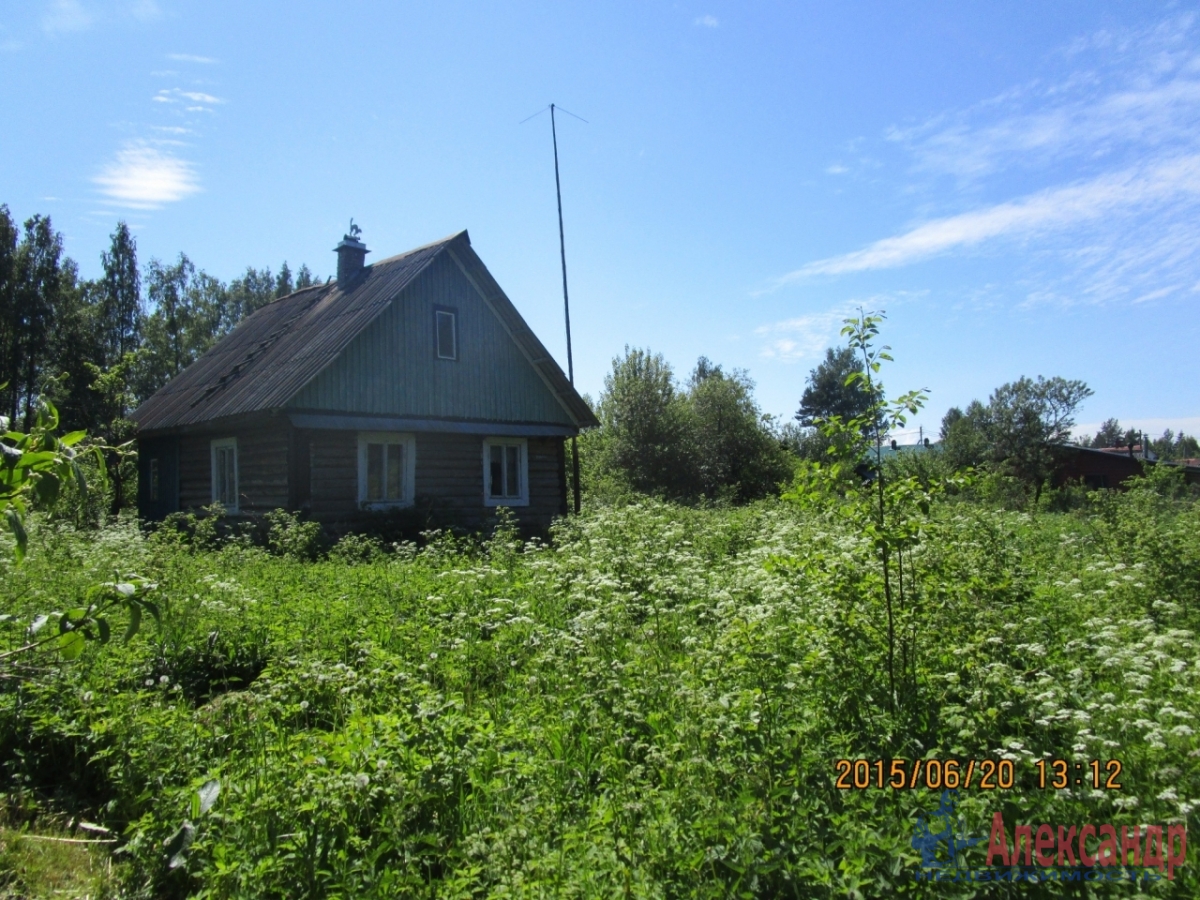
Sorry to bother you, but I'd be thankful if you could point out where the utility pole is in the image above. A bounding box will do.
[550,103,582,514]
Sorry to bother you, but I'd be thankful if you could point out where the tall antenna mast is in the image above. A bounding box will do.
[551,105,574,386]
[550,103,582,514]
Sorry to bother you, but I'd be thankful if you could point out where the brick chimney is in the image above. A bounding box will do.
[335,220,369,285]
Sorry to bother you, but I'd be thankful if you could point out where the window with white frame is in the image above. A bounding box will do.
[357,432,416,508]
[435,308,457,360]
[211,438,238,511]
[483,438,528,506]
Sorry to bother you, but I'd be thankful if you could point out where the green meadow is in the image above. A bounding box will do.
[1,475,1198,898]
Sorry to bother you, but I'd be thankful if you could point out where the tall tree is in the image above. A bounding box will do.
[275,261,293,299]
[795,346,873,427]
[99,221,141,365]
[589,350,791,502]
[596,347,696,499]
[0,206,18,423]
[146,254,196,379]
[1091,417,1123,448]
[0,210,104,434]
[1090,418,1138,449]
[137,256,229,402]
[12,216,66,427]
[947,376,1093,499]
[40,263,104,432]
[939,401,991,471]
[688,359,791,501]
[1151,429,1200,462]
[223,266,277,331]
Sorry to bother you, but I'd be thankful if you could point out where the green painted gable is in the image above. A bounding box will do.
[286,252,576,425]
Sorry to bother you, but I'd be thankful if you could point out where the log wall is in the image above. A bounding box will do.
[173,424,566,534]
[411,433,565,532]
[178,422,289,514]
[309,430,358,520]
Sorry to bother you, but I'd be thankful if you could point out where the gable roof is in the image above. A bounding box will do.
[132,230,598,433]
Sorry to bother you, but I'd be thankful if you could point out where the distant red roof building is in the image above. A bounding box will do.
[1053,445,1200,489]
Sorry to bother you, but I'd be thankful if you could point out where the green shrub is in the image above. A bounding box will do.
[264,509,326,561]
[152,504,233,551]
[327,532,383,564]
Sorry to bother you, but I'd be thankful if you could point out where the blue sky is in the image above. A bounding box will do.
[3,1,1199,442]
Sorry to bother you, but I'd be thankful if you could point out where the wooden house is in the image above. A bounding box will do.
[1051,444,1200,490]
[132,229,598,533]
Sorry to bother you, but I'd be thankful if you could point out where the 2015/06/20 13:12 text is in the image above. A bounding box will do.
[833,759,1124,791]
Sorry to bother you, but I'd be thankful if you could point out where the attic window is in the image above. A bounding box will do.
[435,308,457,360]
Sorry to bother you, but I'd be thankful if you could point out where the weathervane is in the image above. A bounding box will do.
[346,219,362,241]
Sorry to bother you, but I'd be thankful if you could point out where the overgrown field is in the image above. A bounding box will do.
[1,484,1199,898]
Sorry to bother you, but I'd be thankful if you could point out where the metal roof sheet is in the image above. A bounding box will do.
[132,230,598,433]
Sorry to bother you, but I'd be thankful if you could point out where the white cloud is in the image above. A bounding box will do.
[153,88,224,106]
[898,78,1200,181]
[179,91,222,104]
[779,154,1200,281]
[1131,286,1176,304]
[754,307,854,362]
[825,163,849,175]
[94,143,200,208]
[892,14,1200,182]
[694,14,719,28]
[42,0,94,34]
[167,53,217,64]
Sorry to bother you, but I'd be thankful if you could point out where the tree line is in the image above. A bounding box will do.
[582,339,1196,507]
[1086,417,1199,460]
[0,206,318,449]
[579,341,1092,505]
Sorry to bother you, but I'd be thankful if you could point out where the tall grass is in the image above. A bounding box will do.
[1,485,1198,898]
